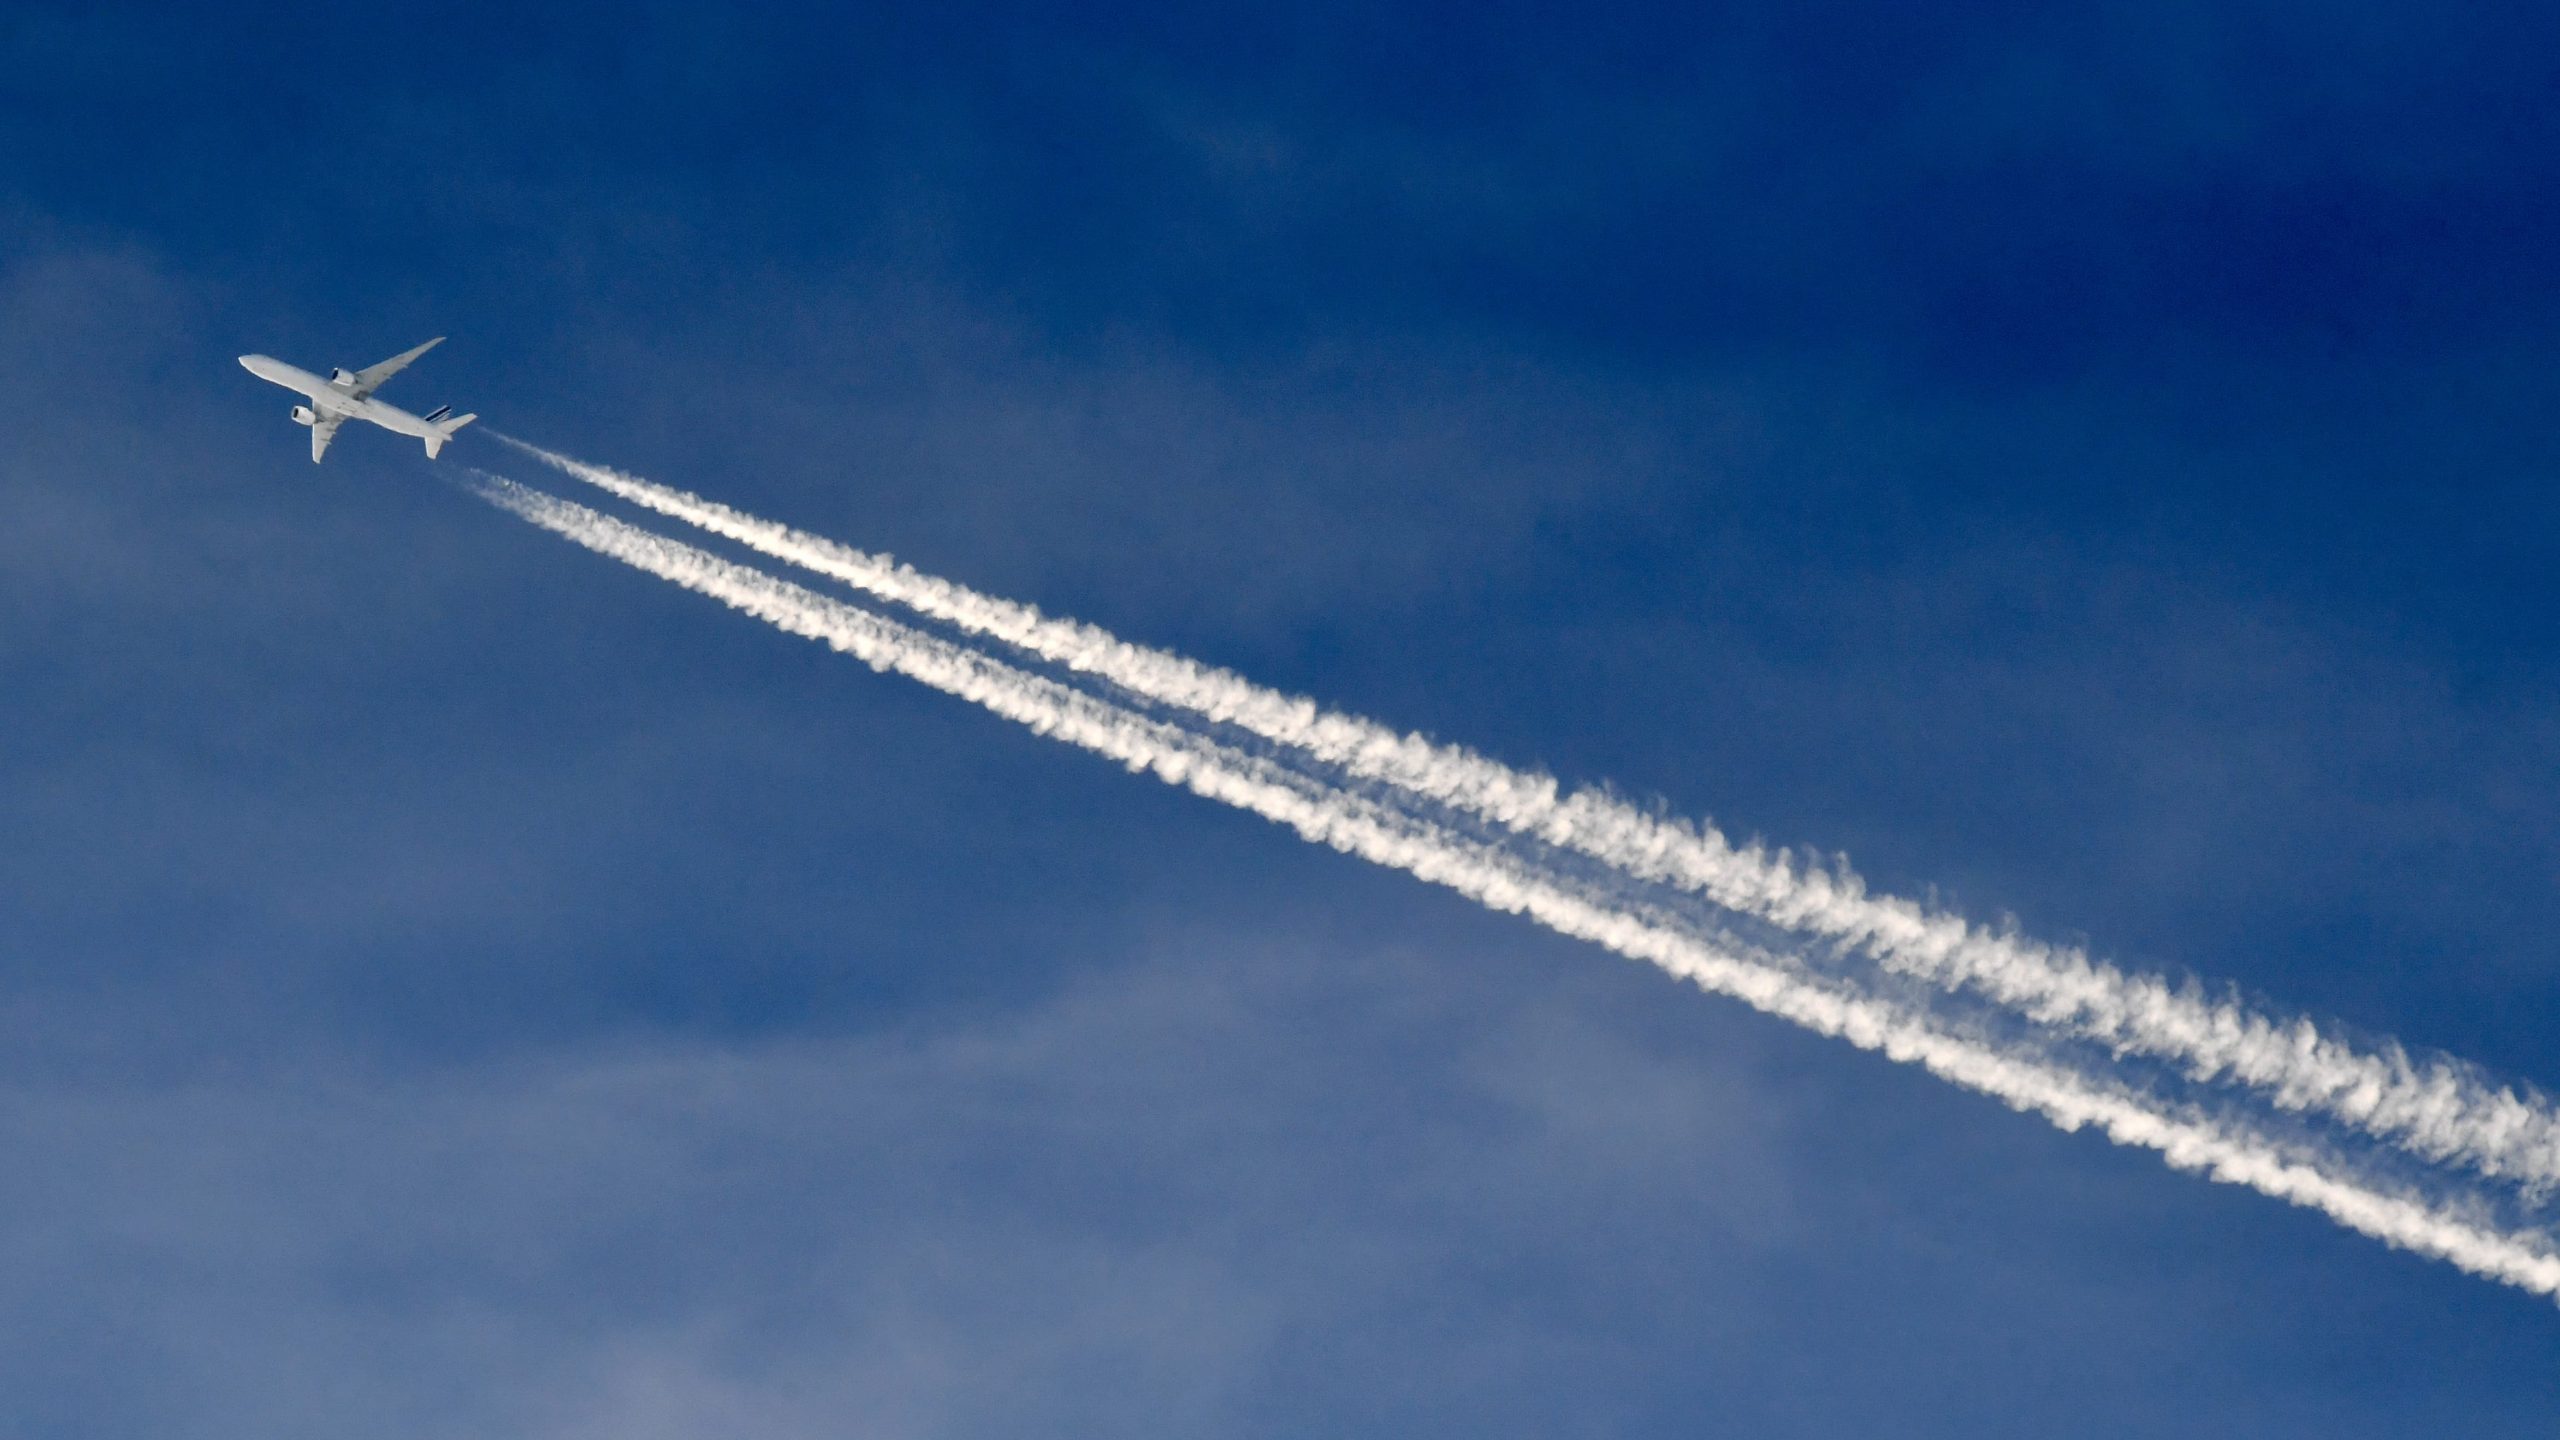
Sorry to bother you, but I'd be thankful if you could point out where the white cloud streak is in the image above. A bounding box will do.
[463,467,2560,1300]
[486,433,2560,1198]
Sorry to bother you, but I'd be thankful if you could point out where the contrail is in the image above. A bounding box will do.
[462,466,2560,1298]
[486,432,2560,1197]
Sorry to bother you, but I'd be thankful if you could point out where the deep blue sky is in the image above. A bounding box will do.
[6,3,2559,1433]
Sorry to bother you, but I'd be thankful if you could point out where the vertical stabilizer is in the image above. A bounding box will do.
[422,412,478,460]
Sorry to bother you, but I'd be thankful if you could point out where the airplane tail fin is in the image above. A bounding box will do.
[422,412,477,460]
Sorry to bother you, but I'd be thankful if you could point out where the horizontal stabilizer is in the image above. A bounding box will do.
[423,404,452,423]
[422,412,478,460]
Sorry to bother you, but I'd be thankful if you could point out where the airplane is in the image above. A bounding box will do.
[238,337,477,463]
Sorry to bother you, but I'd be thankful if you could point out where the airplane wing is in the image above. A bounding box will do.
[310,413,344,463]
[347,336,444,398]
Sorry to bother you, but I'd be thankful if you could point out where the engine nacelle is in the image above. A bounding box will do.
[291,404,316,426]
[330,367,358,387]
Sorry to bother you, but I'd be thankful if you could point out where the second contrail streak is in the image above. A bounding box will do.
[462,466,2560,1300]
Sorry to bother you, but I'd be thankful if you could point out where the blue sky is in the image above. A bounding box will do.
[5,2,2559,1433]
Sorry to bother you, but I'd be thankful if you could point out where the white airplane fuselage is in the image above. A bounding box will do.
[237,342,475,462]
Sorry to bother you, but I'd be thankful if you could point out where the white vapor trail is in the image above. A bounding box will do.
[464,466,2560,1299]
[487,432,2560,1197]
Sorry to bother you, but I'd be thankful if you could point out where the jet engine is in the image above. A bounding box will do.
[330,367,358,387]
[291,404,316,426]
